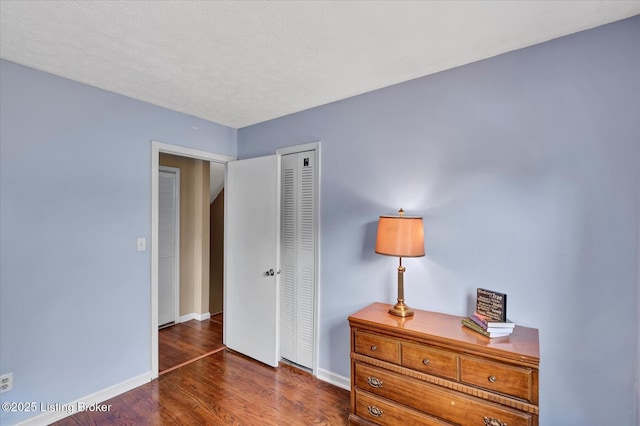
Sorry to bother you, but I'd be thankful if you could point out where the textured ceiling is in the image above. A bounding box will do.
[1,1,638,128]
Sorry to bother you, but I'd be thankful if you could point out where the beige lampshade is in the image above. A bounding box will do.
[375,214,425,258]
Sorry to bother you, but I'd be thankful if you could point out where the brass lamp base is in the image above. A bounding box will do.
[388,260,414,317]
[388,300,414,317]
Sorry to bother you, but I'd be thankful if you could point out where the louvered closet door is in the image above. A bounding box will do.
[280,151,315,369]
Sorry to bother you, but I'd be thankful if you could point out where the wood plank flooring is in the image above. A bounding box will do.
[53,350,350,425]
[53,313,350,425]
[159,314,225,374]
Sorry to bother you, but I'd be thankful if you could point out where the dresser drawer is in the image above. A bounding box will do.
[355,362,532,426]
[460,356,533,401]
[354,331,401,364]
[354,389,448,426]
[402,342,458,380]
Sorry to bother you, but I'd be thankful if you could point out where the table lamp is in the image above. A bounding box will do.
[375,208,425,317]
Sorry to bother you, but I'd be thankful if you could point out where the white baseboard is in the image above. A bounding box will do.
[316,368,350,391]
[15,372,151,426]
[178,312,211,323]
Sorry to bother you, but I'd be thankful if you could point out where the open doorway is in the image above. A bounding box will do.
[157,153,221,373]
[158,153,210,324]
[151,141,234,379]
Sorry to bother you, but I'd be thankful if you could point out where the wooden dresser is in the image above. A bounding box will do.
[349,303,539,426]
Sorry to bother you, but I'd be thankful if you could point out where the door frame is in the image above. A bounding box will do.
[276,141,321,376]
[158,166,180,327]
[151,141,235,379]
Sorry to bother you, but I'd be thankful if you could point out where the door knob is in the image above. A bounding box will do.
[265,269,275,276]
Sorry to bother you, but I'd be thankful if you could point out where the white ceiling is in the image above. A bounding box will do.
[1,1,638,129]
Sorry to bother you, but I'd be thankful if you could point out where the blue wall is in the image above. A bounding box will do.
[1,15,638,426]
[238,17,640,425]
[0,60,236,424]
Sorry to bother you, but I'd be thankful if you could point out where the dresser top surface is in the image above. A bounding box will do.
[349,302,539,363]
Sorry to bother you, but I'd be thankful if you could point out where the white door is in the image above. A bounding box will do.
[225,155,279,367]
[158,167,180,327]
[280,151,316,369]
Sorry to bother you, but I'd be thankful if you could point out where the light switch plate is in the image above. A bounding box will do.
[136,237,146,252]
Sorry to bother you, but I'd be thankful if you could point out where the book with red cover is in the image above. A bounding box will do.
[472,311,515,328]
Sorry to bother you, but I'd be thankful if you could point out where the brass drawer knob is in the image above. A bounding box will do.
[367,376,383,388]
[484,416,506,426]
[422,358,430,365]
[370,345,377,351]
[367,405,383,417]
[488,375,497,383]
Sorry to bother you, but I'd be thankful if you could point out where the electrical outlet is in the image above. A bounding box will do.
[0,373,13,393]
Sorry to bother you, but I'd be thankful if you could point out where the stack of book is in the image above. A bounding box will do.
[462,312,515,338]
[461,288,515,338]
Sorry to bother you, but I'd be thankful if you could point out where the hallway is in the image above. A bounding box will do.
[159,313,224,374]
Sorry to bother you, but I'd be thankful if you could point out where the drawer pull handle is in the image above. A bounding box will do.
[367,376,383,388]
[488,375,497,383]
[484,416,507,426]
[367,405,383,417]
[370,345,377,351]
[422,358,430,365]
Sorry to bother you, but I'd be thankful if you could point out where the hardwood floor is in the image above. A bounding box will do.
[53,350,350,425]
[159,314,225,374]
[53,313,350,425]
